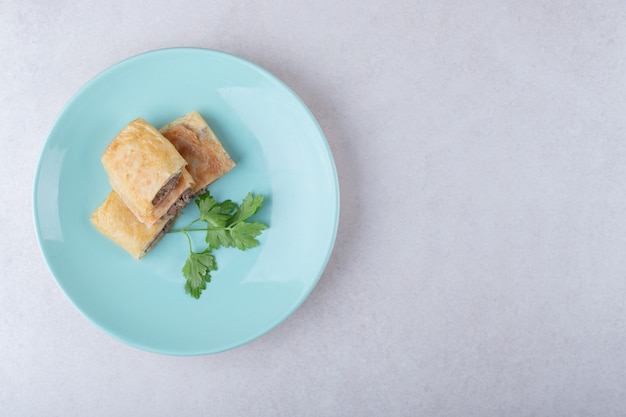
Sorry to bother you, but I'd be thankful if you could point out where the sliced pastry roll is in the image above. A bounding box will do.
[91,190,176,260]
[101,118,190,226]
[160,111,235,196]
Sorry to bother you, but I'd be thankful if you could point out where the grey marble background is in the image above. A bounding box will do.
[2,1,626,416]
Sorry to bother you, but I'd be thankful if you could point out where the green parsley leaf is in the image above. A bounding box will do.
[195,191,216,214]
[230,222,268,250]
[196,194,237,227]
[205,227,234,250]
[181,249,217,299]
[228,193,265,225]
[171,190,268,299]
[203,193,267,250]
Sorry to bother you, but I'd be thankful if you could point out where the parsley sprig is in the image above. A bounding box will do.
[170,191,268,299]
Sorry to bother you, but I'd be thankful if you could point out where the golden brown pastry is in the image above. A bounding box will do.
[91,190,176,260]
[160,111,235,196]
[101,118,189,225]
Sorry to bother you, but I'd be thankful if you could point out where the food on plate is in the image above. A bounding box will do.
[160,111,236,196]
[101,118,190,226]
[90,190,176,260]
[91,111,268,299]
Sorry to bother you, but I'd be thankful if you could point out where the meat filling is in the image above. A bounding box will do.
[165,187,193,218]
[142,186,193,256]
[151,171,181,206]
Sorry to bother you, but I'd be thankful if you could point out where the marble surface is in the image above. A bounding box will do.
[2,1,626,415]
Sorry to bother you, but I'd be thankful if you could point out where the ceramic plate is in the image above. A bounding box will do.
[33,48,339,355]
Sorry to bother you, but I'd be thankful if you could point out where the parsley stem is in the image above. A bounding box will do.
[175,218,201,232]
[174,226,235,233]
[169,219,206,234]
[182,230,193,252]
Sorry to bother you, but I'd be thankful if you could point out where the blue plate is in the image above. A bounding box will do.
[33,48,339,355]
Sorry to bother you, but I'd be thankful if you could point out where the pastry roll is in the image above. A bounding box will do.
[160,111,235,196]
[91,190,176,260]
[101,118,189,225]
